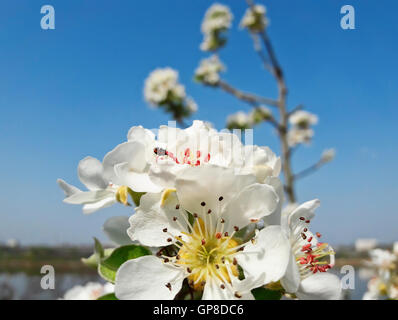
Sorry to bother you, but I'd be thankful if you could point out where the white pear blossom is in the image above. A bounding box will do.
[62,282,114,300]
[115,165,290,300]
[148,120,281,189]
[144,68,186,106]
[321,148,336,163]
[200,4,233,51]
[249,106,272,124]
[240,4,269,32]
[201,4,233,35]
[289,110,318,129]
[57,127,161,214]
[195,55,225,85]
[226,111,252,130]
[57,157,119,214]
[279,200,341,299]
[362,247,398,300]
[287,128,314,147]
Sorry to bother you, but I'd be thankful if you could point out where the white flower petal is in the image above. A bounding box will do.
[57,179,81,197]
[288,199,320,237]
[175,165,256,220]
[280,253,301,293]
[149,160,185,189]
[296,273,342,300]
[82,196,117,214]
[222,183,279,232]
[115,255,185,300]
[63,190,114,205]
[128,191,188,247]
[78,156,107,190]
[103,216,133,246]
[262,176,284,226]
[127,125,155,144]
[235,226,290,285]
[103,141,148,184]
[114,162,162,193]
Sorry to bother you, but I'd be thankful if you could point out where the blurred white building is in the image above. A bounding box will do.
[355,238,377,252]
[5,238,20,248]
[393,242,398,255]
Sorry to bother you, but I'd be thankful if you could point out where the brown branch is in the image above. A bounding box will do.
[246,0,296,203]
[294,160,325,181]
[217,80,279,107]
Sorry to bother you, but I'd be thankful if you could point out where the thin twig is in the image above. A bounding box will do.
[294,160,326,180]
[217,80,279,107]
[246,0,296,203]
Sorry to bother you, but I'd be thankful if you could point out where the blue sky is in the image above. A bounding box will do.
[0,0,397,245]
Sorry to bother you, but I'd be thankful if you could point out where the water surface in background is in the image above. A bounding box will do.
[0,272,102,300]
[0,269,368,300]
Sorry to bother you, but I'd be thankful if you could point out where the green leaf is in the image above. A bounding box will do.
[82,248,114,269]
[251,287,283,300]
[97,293,118,300]
[93,237,104,260]
[98,245,152,283]
[128,189,145,206]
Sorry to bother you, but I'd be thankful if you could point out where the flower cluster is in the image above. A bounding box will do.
[144,68,197,122]
[195,55,225,85]
[200,3,233,51]
[58,120,340,300]
[226,107,272,130]
[363,245,398,300]
[240,4,269,33]
[288,110,318,147]
[61,282,114,300]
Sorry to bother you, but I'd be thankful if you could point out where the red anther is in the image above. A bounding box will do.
[201,239,206,245]
[187,160,191,165]
[303,228,308,232]
[162,228,168,233]
[224,232,229,237]
[299,217,305,221]
[305,220,310,223]
[307,236,313,243]
[193,213,198,218]
[250,219,259,223]
[196,150,201,158]
[167,238,172,242]
[316,232,322,238]
[173,216,177,221]
[317,242,324,247]
[195,160,200,166]
[301,233,307,240]
[299,258,307,264]
[164,258,169,263]
[233,226,239,232]
[220,284,225,289]
[233,258,238,265]
[184,148,190,156]
[215,232,222,239]
[301,244,311,251]
[187,267,192,273]
[207,209,212,214]
[205,153,211,162]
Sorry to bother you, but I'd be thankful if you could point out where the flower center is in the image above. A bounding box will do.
[159,195,246,293]
[154,147,210,166]
[294,217,335,278]
[177,218,239,290]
